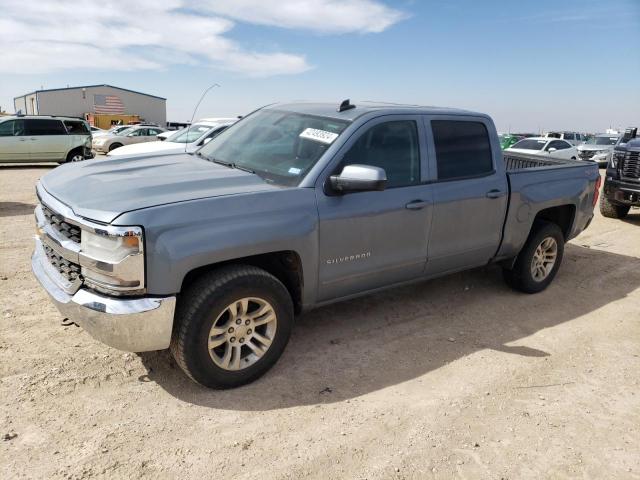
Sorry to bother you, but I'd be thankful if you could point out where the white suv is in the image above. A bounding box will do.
[0,116,92,163]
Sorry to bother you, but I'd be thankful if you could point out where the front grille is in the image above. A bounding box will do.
[42,204,81,243]
[622,151,640,179]
[578,150,596,160]
[43,243,83,284]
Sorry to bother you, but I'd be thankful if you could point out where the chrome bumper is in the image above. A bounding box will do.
[32,239,175,352]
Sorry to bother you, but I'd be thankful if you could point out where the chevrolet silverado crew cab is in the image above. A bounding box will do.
[0,115,92,163]
[600,127,639,219]
[31,101,601,388]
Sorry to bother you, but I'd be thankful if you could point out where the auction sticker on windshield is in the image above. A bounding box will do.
[299,128,339,144]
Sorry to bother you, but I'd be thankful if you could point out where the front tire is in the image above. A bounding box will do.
[108,143,123,152]
[170,265,294,389]
[503,221,564,294]
[599,195,630,219]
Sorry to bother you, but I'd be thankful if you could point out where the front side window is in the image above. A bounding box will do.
[198,109,349,187]
[63,120,90,135]
[0,120,25,137]
[432,120,493,180]
[547,140,570,151]
[341,120,420,188]
[26,119,66,135]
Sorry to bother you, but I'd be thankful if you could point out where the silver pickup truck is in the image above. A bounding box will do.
[32,101,601,388]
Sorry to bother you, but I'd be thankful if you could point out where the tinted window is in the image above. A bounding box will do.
[432,120,493,180]
[511,139,546,150]
[342,120,420,188]
[0,120,25,136]
[547,140,570,151]
[564,133,575,140]
[26,119,66,135]
[63,120,90,135]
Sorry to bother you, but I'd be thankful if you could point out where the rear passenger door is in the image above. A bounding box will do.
[0,119,28,162]
[25,119,70,161]
[146,128,163,141]
[423,117,508,276]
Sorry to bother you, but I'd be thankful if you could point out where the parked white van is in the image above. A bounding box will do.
[0,116,92,163]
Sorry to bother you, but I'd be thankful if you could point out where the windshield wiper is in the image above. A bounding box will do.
[199,153,255,174]
[232,164,255,174]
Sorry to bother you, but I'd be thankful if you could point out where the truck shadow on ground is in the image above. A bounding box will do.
[140,243,640,410]
[0,202,36,217]
[621,210,640,226]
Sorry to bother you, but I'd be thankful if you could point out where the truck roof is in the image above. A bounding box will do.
[265,101,485,122]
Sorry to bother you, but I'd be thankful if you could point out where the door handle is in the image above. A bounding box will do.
[19,138,27,141]
[486,189,506,199]
[405,200,428,210]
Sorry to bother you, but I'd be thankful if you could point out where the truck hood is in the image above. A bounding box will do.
[577,144,613,152]
[40,154,280,224]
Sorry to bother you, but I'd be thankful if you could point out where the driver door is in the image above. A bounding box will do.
[315,116,433,302]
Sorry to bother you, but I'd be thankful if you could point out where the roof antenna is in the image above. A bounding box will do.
[185,83,220,153]
[338,99,356,112]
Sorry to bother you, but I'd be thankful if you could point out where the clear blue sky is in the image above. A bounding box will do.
[1,0,638,132]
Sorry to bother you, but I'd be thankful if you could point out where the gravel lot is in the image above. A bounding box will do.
[1,165,639,479]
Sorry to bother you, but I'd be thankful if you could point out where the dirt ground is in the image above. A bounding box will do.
[1,165,639,480]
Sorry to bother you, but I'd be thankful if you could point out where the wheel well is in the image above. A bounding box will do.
[534,205,575,239]
[67,146,83,157]
[181,251,304,314]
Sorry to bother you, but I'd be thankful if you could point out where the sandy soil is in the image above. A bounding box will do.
[1,165,639,479]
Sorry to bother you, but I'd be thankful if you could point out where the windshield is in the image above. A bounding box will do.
[198,109,350,186]
[117,127,137,136]
[169,124,215,144]
[585,136,619,146]
[511,139,547,150]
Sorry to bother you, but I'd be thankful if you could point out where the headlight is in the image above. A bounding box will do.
[93,138,106,146]
[611,150,625,169]
[79,227,145,295]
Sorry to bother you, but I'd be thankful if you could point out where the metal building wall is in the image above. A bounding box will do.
[28,86,166,126]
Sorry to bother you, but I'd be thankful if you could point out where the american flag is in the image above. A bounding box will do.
[93,94,124,114]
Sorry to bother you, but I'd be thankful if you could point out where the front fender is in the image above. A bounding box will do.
[114,189,319,302]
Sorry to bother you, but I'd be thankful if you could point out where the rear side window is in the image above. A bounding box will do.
[342,120,421,188]
[564,133,575,140]
[547,140,570,150]
[432,120,493,181]
[0,119,25,136]
[26,119,66,135]
[63,120,90,135]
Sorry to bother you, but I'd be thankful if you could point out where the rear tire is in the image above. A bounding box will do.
[599,195,630,219]
[108,143,123,152]
[503,221,564,294]
[170,265,294,389]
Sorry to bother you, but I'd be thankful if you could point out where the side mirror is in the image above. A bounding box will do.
[547,147,557,153]
[157,135,165,141]
[329,164,387,193]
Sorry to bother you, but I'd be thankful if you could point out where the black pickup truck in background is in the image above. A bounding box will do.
[601,127,639,219]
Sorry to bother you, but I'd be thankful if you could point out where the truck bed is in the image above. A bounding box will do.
[503,151,587,172]
[496,151,600,263]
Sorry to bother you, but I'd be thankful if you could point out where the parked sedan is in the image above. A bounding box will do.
[576,133,620,167]
[92,125,166,154]
[506,137,579,160]
[107,119,235,157]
